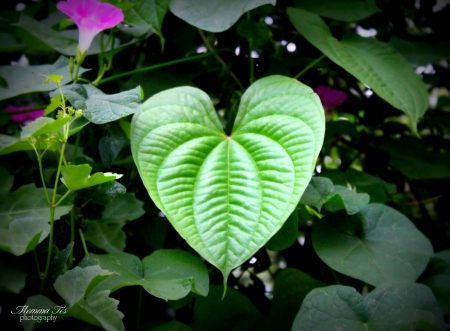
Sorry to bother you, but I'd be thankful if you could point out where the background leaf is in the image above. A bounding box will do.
[265,209,299,251]
[293,0,380,21]
[169,0,276,32]
[287,7,428,130]
[79,250,209,301]
[292,283,446,331]
[421,250,450,314]
[312,204,434,286]
[0,255,27,293]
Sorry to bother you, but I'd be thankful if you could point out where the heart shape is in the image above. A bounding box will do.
[131,75,325,280]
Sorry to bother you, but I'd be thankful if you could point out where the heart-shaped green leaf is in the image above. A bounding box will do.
[292,282,446,331]
[131,75,325,281]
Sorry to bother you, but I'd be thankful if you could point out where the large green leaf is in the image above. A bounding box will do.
[79,250,209,301]
[83,193,145,253]
[60,164,122,191]
[0,56,88,100]
[293,0,380,21]
[0,184,72,227]
[53,84,142,124]
[131,75,325,281]
[169,0,276,32]
[312,204,433,286]
[421,250,450,314]
[287,8,428,130]
[300,176,370,214]
[265,209,299,251]
[0,217,49,256]
[0,255,27,293]
[292,282,446,331]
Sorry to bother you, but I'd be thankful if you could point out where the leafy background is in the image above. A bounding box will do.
[0,0,449,330]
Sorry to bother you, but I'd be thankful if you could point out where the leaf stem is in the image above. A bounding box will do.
[33,249,41,277]
[68,209,75,269]
[71,131,81,165]
[37,154,51,205]
[98,50,224,85]
[198,29,246,91]
[55,190,72,207]
[294,54,326,79]
[79,228,89,255]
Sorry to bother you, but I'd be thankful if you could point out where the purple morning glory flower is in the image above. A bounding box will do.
[313,85,347,110]
[4,106,44,126]
[57,0,124,54]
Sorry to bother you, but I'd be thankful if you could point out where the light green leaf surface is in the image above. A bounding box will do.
[84,193,144,253]
[44,95,61,116]
[300,177,370,214]
[294,0,380,21]
[292,283,446,331]
[312,204,434,286]
[54,265,125,331]
[169,0,276,32]
[60,164,122,191]
[79,250,209,301]
[53,84,141,124]
[20,116,71,139]
[122,0,170,45]
[131,75,325,280]
[0,217,49,256]
[421,250,450,314]
[0,56,88,100]
[0,184,72,226]
[287,7,428,130]
[0,256,27,293]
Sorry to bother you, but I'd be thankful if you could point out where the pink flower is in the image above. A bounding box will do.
[313,85,347,110]
[4,106,44,126]
[57,0,124,54]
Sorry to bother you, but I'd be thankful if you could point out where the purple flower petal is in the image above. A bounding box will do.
[57,0,124,53]
[313,85,347,110]
[5,105,44,126]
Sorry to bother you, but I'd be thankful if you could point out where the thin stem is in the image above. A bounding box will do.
[137,286,143,331]
[33,249,41,277]
[305,205,323,219]
[294,54,326,80]
[198,29,245,91]
[68,209,75,269]
[40,206,55,293]
[37,154,51,205]
[79,228,89,255]
[55,190,72,207]
[98,51,223,85]
[249,52,254,85]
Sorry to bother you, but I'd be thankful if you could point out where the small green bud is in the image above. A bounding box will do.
[67,106,75,116]
[69,57,75,76]
[75,109,83,118]
[45,135,57,146]
[56,110,64,119]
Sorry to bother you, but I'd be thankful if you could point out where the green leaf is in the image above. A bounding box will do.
[60,164,122,191]
[421,250,450,314]
[312,204,434,286]
[294,0,380,21]
[53,84,141,124]
[44,95,61,116]
[0,56,88,101]
[268,268,324,331]
[287,8,428,130]
[79,250,209,300]
[20,116,71,139]
[0,255,27,293]
[47,242,74,290]
[194,285,263,331]
[265,209,299,251]
[83,193,144,253]
[131,75,325,281]
[300,177,370,214]
[237,20,272,49]
[20,294,60,331]
[152,321,192,331]
[54,265,125,331]
[169,0,276,32]
[292,282,446,331]
[0,217,49,256]
[0,166,13,194]
[99,123,128,169]
[390,36,442,67]
[122,0,170,45]
[86,181,127,206]
[382,137,450,179]
[0,184,72,226]
[0,32,26,52]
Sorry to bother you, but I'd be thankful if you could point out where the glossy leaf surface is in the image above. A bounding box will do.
[312,204,433,286]
[288,7,428,130]
[292,283,446,331]
[170,0,276,32]
[131,75,325,280]
[79,250,209,301]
